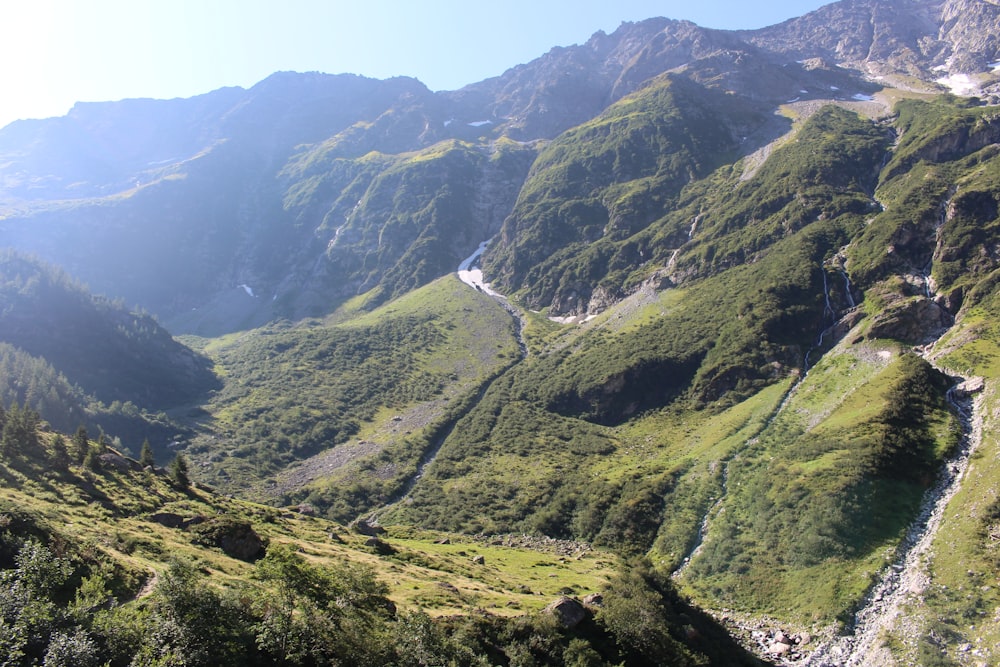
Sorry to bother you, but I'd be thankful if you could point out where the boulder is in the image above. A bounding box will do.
[366,537,394,555]
[98,452,136,471]
[350,518,386,536]
[218,524,266,561]
[188,517,266,562]
[582,592,604,608]
[768,641,793,657]
[148,512,185,529]
[544,596,588,628]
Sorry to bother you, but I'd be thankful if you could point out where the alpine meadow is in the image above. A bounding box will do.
[6,0,1000,664]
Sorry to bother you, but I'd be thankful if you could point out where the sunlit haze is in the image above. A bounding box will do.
[0,0,833,129]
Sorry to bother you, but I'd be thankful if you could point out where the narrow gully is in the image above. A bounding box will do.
[370,240,528,519]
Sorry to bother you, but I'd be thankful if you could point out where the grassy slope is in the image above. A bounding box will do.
[677,339,951,622]
[153,98,1000,661]
[0,437,614,620]
[188,275,520,514]
[865,278,1000,665]
[8,92,999,661]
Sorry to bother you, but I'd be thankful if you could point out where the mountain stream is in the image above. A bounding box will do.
[669,264,983,666]
[395,242,984,666]
[676,268,855,578]
[802,376,982,666]
[371,241,527,518]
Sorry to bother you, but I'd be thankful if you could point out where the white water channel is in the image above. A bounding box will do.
[457,240,500,295]
[802,379,982,666]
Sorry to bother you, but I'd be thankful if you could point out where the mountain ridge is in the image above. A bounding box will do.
[4,1,1000,664]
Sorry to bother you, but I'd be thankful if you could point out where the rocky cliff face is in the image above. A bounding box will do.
[1,0,999,332]
[747,0,1000,95]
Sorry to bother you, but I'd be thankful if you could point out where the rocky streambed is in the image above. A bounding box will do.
[798,377,985,667]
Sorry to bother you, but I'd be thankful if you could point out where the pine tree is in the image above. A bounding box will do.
[73,426,89,463]
[169,454,190,489]
[139,439,155,468]
[97,431,110,452]
[50,434,70,469]
[83,446,100,472]
[1,402,40,457]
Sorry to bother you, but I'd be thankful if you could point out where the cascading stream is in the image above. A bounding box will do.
[801,367,982,667]
[371,240,528,519]
[840,271,855,309]
[677,265,856,578]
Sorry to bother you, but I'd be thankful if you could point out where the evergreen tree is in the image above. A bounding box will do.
[1,402,40,457]
[82,446,100,472]
[139,439,155,468]
[0,402,20,457]
[49,434,70,469]
[72,426,89,463]
[169,453,190,488]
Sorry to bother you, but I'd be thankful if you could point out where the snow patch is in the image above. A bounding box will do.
[936,72,979,96]
[467,120,492,127]
[991,61,1000,71]
[444,119,453,127]
[457,241,500,296]
[829,85,840,91]
[239,284,256,298]
[852,93,875,101]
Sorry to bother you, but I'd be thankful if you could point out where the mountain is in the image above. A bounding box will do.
[4,0,1000,663]
[0,250,216,447]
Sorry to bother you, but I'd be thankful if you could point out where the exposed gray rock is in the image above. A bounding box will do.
[954,376,986,398]
[544,596,588,628]
[350,518,387,536]
[98,452,136,471]
[867,297,951,344]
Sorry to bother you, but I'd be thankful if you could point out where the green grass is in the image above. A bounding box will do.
[675,336,958,624]
[0,432,618,621]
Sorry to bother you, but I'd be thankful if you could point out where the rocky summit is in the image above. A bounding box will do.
[4,1,1000,664]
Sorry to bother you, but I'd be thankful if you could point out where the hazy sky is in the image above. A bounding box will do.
[0,0,834,129]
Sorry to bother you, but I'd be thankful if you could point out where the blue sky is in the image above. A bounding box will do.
[0,0,834,129]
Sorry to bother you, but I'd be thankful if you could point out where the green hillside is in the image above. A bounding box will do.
[6,6,1000,661]
[0,409,763,666]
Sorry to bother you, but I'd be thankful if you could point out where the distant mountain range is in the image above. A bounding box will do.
[1,0,998,333]
[4,1,1000,663]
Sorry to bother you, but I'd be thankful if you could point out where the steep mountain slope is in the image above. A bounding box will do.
[746,0,1000,93]
[5,0,1000,663]
[0,251,215,447]
[0,1,933,333]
